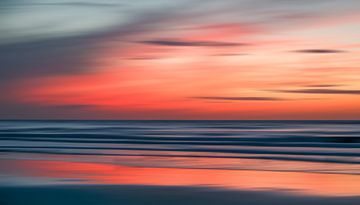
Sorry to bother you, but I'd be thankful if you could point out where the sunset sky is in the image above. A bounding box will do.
[0,0,359,119]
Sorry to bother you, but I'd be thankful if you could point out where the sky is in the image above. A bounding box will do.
[0,0,359,120]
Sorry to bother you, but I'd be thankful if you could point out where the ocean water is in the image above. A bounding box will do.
[0,120,360,201]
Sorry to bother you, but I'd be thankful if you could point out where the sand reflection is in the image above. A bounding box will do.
[1,159,359,196]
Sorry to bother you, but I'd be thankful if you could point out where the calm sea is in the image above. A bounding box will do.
[0,120,359,196]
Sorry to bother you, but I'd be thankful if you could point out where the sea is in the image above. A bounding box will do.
[0,120,359,204]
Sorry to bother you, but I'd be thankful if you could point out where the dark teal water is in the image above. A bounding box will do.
[1,121,360,204]
[0,120,359,173]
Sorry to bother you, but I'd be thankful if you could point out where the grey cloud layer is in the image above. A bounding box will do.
[0,7,184,81]
[194,96,284,101]
[1,0,356,81]
[294,49,345,54]
[276,89,360,95]
[140,40,246,47]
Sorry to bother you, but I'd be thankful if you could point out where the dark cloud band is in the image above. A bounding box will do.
[275,89,360,95]
[140,39,246,47]
[193,96,284,101]
[294,49,345,54]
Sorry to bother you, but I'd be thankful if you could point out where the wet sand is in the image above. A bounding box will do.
[1,185,360,205]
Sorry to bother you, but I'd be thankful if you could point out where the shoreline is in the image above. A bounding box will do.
[1,185,360,205]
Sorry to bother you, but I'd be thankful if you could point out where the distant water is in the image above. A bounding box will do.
[0,120,359,173]
[1,120,360,200]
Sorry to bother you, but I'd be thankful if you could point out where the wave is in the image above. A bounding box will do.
[0,120,359,172]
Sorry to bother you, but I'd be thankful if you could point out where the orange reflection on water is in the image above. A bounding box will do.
[3,159,360,196]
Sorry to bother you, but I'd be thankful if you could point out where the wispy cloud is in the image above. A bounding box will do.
[211,53,249,57]
[275,89,360,95]
[0,37,93,80]
[0,7,181,81]
[1,2,121,8]
[294,49,345,54]
[1,0,360,119]
[193,96,284,101]
[140,39,247,47]
[304,84,341,88]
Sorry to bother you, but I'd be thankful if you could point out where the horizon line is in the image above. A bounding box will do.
[1,119,360,121]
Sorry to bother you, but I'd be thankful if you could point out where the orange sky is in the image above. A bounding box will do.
[1,0,360,119]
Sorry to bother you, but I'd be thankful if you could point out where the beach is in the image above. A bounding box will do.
[0,120,359,204]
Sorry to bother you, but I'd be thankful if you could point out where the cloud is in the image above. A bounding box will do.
[0,36,95,81]
[0,9,181,81]
[140,39,247,47]
[193,96,284,101]
[126,57,161,60]
[304,84,340,87]
[211,53,249,56]
[29,2,121,8]
[275,89,360,95]
[294,49,345,54]
[1,1,121,8]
